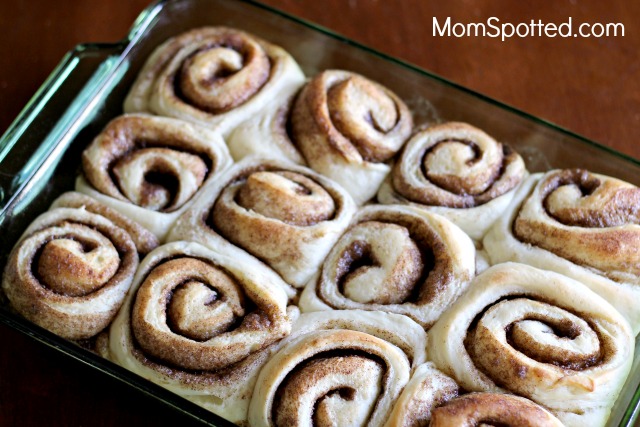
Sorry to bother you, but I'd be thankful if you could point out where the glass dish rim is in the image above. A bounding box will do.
[0,0,639,426]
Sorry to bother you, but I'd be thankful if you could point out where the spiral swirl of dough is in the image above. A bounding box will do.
[229,170,336,227]
[123,27,305,135]
[484,169,640,334]
[299,205,475,328]
[106,241,293,424]
[290,70,413,205]
[427,263,633,427]
[2,207,138,340]
[514,168,640,279]
[168,157,356,288]
[50,191,159,254]
[78,114,231,240]
[378,122,527,240]
[248,310,427,427]
[132,257,273,370]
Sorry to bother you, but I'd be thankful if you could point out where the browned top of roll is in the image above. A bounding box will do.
[235,170,335,226]
[171,28,271,113]
[430,393,563,427]
[541,169,640,227]
[2,208,138,339]
[514,168,640,276]
[291,69,413,163]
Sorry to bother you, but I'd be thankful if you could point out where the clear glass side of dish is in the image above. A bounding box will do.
[0,0,638,425]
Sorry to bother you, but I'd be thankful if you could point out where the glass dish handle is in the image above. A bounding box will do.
[0,43,127,216]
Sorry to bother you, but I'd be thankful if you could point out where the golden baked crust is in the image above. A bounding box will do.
[430,393,564,427]
[514,169,640,276]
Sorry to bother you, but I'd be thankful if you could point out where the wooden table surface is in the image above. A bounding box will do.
[1,0,639,425]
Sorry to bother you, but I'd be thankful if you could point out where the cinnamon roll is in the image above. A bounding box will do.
[248,310,427,427]
[291,70,413,205]
[77,114,232,241]
[123,27,305,136]
[427,263,634,427]
[299,205,475,328]
[430,393,564,427]
[168,157,356,288]
[385,363,564,427]
[484,169,640,334]
[2,204,139,340]
[378,122,527,240]
[106,241,295,424]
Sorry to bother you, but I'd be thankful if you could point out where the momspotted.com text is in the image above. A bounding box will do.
[433,17,624,41]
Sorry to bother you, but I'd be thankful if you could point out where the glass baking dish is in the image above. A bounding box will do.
[1,0,639,425]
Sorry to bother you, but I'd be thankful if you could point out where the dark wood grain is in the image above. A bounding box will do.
[1,0,639,426]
